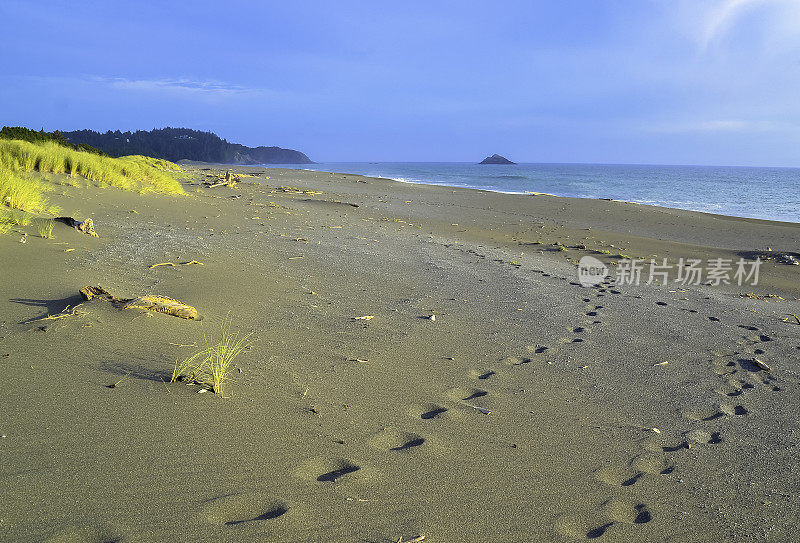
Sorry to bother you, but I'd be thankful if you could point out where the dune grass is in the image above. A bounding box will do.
[0,139,185,214]
[171,318,251,396]
[0,215,12,234]
[0,165,57,214]
[36,217,54,239]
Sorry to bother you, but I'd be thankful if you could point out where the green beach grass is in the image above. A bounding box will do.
[0,138,185,215]
[171,318,251,396]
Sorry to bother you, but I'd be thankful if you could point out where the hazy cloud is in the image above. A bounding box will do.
[695,0,800,51]
[95,76,271,98]
[648,119,786,134]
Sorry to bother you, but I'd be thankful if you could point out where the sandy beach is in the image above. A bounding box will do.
[1,165,799,542]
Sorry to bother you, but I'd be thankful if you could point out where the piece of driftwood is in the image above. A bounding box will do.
[80,286,199,320]
[56,217,98,237]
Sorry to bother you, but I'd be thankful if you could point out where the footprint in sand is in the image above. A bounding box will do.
[468,368,498,380]
[368,429,426,452]
[526,345,550,355]
[294,457,364,483]
[719,404,749,416]
[408,403,450,420]
[684,429,723,446]
[554,500,652,540]
[555,514,614,540]
[600,499,653,525]
[593,466,644,487]
[594,451,675,488]
[711,358,738,376]
[445,387,489,402]
[713,380,743,397]
[499,355,532,366]
[656,429,723,452]
[630,452,675,475]
[196,492,290,527]
[681,406,725,422]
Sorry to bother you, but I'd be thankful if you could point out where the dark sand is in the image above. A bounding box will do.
[1,165,799,542]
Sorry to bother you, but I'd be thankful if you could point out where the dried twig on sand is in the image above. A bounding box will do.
[30,304,86,322]
[462,403,491,414]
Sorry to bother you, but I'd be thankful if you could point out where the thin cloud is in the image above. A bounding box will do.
[648,119,785,133]
[697,0,800,51]
[96,76,267,97]
[13,74,276,99]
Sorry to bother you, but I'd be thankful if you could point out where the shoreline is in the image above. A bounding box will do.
[2,163,799,542]
[254,163,800,225]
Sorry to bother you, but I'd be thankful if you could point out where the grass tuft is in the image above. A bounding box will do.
[36,217,54,239]
[171,317,252,396]
[0,165,51,213]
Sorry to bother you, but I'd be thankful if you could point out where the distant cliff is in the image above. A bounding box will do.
[62,127,312,164]
[479,154,516,165]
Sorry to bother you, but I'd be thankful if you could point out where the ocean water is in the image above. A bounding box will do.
[265,162,800,223]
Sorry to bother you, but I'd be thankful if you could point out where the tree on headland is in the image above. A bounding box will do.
[59,127,312,164]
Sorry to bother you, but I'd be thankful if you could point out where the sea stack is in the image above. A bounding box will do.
[479,154,516,165]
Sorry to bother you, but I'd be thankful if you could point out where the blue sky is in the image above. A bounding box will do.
[2,0,799,165]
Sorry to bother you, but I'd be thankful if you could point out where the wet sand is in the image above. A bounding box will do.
[1,165,799,542]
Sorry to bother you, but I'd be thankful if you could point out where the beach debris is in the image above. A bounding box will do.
[106,372,131,389]
[56,217,98,237]
[149,262,176,269]
[353,315,374,321]
[741,292,783,300]
[79,286,199,320]
[653,361,669,366]
[463,403,492,414]
[64,248,75,252]
[396,536,425,543]
[205,170,240,188]
[123,296,199,320]
[751,358,772,372]
[30,304,86,322]
[277,186,323,195]
[182,260,204,266]
[782,314,800,325]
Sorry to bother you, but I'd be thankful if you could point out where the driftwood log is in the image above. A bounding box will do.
[80,286,199,320]
[56,217,98,237]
